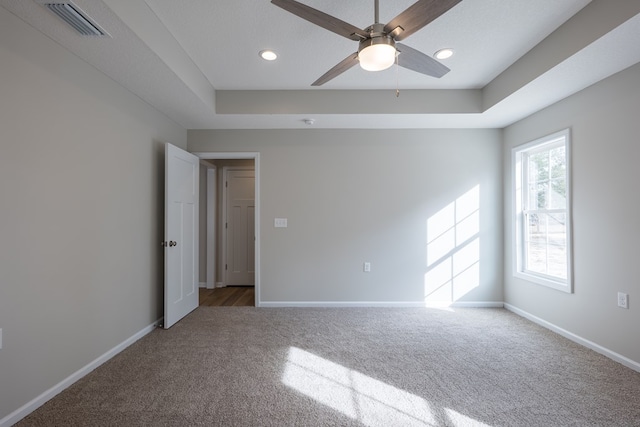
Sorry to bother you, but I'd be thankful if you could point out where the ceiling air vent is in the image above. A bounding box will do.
[38,1,108,36]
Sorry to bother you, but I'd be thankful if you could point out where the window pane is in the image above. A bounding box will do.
[526,243,567,279]
[526,242,547,274]
[524,213,567,279]
[528,152,549,182]
[527,182,549,209]
[548,213,566,246]
[536,182,548,209]
[550,146,565,178]
[549,178,566,209]
[527,184,536,209]
[529,182,547,209]
[548,245,567,279]
[549,146,566,207]
[526,213,546,243]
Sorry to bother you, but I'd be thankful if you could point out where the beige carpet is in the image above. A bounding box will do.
[16,307,640,426]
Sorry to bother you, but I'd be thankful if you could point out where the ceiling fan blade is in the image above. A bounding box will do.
[312,52,359,86]
[396,43,450,78]
[271,0,368,41]
[384,0,462,42]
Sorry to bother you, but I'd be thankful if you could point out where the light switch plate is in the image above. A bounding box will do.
[275,218,288,228]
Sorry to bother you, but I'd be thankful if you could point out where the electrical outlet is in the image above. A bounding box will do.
[618,292,629,309]
[363,262,371,272]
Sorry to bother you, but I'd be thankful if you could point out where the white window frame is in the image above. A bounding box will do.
[512,129,573,293]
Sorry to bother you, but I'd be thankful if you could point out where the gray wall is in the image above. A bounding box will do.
[503,62,640,364]
[0,7,186,420]
[189,129,504,305]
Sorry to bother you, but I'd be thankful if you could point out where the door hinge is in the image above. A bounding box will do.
[225,222,228,229]
[225,264,228,270]
[225,181,228,188]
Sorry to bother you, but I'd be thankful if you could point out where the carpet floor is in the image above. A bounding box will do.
[16,307,640,426]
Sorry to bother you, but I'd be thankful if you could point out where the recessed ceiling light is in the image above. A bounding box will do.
[434,48,454,60]
[259,50,278,61]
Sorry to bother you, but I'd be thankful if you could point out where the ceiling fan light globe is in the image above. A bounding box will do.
[359,42,396,71]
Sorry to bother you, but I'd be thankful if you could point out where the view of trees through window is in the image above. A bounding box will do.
[524,143,567,279]
[514,129,571,290]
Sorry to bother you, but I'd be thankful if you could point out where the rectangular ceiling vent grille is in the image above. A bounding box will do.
[40,2,108,36]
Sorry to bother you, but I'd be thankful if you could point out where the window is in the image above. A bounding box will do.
[513,129,572,292]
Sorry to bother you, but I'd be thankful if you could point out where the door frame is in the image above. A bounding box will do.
[205,165,216,289]
[221,166,255,288]
[193,152,261,306]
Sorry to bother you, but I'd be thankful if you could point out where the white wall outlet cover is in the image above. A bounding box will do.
[275,218,288,228]
[617,292,629,309]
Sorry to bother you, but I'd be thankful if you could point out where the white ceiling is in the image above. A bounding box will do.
[2,0,640,129]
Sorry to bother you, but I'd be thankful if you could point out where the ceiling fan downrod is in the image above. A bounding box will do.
[374,0,379,24]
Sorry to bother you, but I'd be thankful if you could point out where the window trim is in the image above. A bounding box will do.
[512,129,573,293]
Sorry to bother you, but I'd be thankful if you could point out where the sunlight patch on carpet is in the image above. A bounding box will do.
[446,408,493,426]
[282,347,489,427]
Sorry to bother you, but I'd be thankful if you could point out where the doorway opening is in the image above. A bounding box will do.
[195,152,260,307]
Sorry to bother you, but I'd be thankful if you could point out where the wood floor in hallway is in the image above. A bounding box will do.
[199,286,255,307]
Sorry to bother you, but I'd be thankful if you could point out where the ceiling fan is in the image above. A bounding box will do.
[271,0,462,86]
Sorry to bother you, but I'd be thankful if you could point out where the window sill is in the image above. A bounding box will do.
[514,271,573,293]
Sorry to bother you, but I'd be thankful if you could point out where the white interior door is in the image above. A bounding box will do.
[164,143,199,329]
[224,168,255,286]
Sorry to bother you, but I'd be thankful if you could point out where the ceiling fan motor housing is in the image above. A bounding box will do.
[358,23,396,71]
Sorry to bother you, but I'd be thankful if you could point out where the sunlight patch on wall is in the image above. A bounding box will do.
[424,185,480,304]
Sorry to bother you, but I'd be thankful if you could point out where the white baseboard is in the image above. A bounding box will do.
[215,282,224,288]
[258,301,504,308]
[199,282,207,288]
[504,303,640,373]
[428,301,504,308]
[0,318,162,427]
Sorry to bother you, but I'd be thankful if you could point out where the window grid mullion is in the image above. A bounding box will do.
[523,208,566,214]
